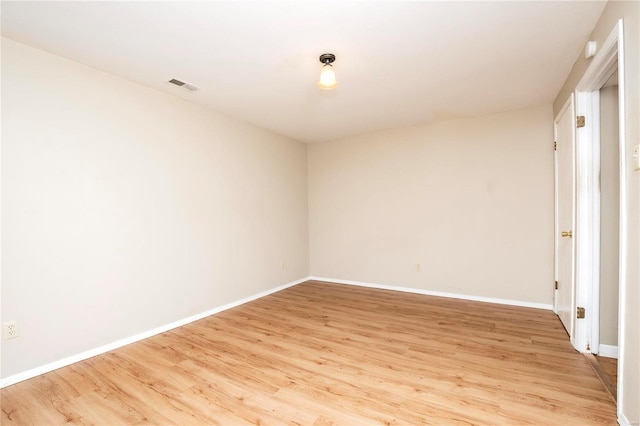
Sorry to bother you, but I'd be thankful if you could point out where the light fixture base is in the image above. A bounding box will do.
[319,53,336,64]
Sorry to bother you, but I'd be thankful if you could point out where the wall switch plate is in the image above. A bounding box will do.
[634,145,640,171]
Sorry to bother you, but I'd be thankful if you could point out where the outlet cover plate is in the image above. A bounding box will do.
[3,321,18,339]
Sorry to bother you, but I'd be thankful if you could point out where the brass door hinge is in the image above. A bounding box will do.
[577,116,586,128]
[554,141,557,151]
[577,307,586,319]
[555,281,558,290]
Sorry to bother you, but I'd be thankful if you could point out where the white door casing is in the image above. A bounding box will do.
[574,19,626,412]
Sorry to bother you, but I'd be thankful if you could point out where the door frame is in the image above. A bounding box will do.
[573,19,626,407]
[553,94,577,343]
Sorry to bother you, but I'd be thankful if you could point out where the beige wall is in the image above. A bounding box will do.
[308,105,554,305]
[1,38,309,378]
[553,1,639,422]
[599,83,619,348]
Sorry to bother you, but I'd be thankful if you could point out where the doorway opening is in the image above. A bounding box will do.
[595,70,619,396]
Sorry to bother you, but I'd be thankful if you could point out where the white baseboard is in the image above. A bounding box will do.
[618,411,631,426]
[309,276,554,310]
[0,277,309,389]
[597,344,619,359]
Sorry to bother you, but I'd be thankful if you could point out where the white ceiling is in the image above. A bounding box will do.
[2,1,606,143]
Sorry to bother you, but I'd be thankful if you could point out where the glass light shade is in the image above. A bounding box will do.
[318,64,337,89]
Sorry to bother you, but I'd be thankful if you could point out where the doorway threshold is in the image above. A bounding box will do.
[584,353,617,403]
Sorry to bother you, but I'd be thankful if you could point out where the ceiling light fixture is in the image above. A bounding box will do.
[318,53,337,90]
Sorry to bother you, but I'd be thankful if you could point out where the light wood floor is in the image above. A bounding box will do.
[1,281,617,425]
[595,356,618,388]
[591,354,618,402]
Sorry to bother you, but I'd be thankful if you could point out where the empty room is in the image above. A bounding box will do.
[1,1,638,425]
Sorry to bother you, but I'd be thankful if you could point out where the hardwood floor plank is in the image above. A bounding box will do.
[1,281,617,425]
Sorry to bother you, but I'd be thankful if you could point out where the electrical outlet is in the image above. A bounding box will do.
[416,263,421,272]
[3,321,18,339]
[280,260,285,270]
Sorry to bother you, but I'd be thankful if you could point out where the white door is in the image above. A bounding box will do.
[555,95,575,334]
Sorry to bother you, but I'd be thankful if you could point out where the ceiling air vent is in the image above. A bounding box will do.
[167,78,199,92]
